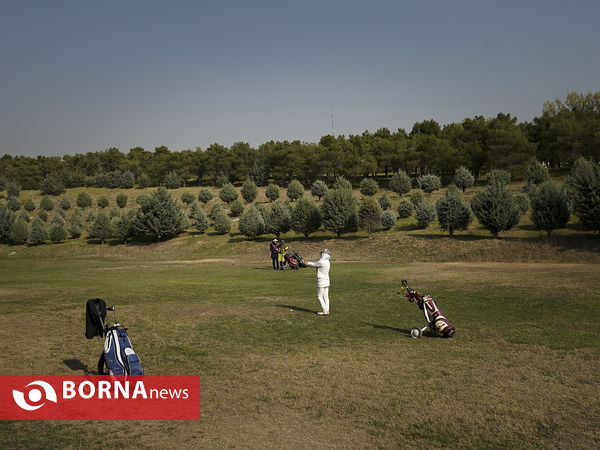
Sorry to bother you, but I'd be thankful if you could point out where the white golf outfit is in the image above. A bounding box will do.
[307,253,330,314]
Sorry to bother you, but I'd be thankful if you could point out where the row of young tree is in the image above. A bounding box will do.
[1,92,598,191]
[1,157,598,245]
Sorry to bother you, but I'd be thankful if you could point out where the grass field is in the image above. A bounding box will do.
[1,235,599,448]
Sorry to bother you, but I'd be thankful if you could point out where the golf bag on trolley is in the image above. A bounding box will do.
[85,298,144,375]
[400,280,455,338]
[284,250,307,270]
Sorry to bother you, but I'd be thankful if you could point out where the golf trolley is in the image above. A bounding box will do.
[85,298,144,375]
[400,280,455,339]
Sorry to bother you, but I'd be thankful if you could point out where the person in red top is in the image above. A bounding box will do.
[269,239,280,270]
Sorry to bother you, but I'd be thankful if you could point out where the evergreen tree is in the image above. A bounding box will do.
[381,209,397,230]
[38,210,48,222]
[111,215,133,244]
[40,175,65,196]
[310,180,328,200]
[530,181,571,237]
[48,224,67,243]
[415,202,437,229]
[287,179,304,202]
[88,211,112,244]
[136,194,151,209]
[265,201,292,238]
[214,172,229,188]
[239,205,265,239]
[566,157,600,233]
[69,220,82,238]
[19,210,30,223]
[198,188,214,204]
[333,176,353,191]
[181,191,195,205]
[210,203,225,219]
[435,187,472,236]
[76,191,92,209]
[265,183,280,202]
[30,218,48,243]
[230,199,244,217]
[9,218,28,244]
[219,183,238,204]
[389,170,412,196]
[24,198,36,212]
[116,193,128,208]
[0,203,15,240]
[190,203,209,233]
[40,196,54,211]
[417,174,441,193]
[97,196,109,209]
[132,186,189,240]
[292,198,321,238]
[486,169,511,186]
[360,178,379,196]
[358,196,383,237]
[471,181,521,238]
[513,192,530,215]
[137,172,151,189]
[241,179,258,203]
[163,170,181,189]
[7,196,21,211]
[397,200,414,218]
[6,180,21,198]
[409,190,425,207]
[109,207,120,219]
[453,166,475,192]
[377,192,391,211]
[59,197,71,211]
[50,212,65,226]
[320,188,359,237]
[524,158,550,185]
[121,170,135,189]
[213,211,232,234]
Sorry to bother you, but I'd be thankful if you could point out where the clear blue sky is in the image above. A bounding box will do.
[1,0,598,157]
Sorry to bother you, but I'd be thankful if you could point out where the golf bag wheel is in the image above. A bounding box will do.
[411,327,422,339]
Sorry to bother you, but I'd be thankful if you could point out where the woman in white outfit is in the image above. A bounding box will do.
[306,249,331,315]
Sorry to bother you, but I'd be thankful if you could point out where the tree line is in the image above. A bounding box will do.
[1,92,599,191]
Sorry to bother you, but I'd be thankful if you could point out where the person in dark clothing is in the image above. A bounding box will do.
[269,239,280,269]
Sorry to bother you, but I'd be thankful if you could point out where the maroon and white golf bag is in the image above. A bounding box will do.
[401,280,455,338]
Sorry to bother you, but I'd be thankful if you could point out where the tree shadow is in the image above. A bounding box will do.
[274,304,318,314]
[361,322,412,336]
[63,359,97,375]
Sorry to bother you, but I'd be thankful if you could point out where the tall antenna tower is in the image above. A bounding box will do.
[331,104,335,136]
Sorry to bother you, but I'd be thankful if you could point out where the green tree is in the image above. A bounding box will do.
[111,215,133,244]
[292,198,321,238]
[121,170,135,189]
[409,190,425,207]
[453,166,475,192]
[190,203,209,233]
[109,207,120,219]
[381,209,397,230]
[415,202,437,229]
[30,218,48,243]
[239,205,265,239]
[230,199,244,217]
[181,191,195,205]
[210,203,225,219]
[333,176,353,191]
[435,187,472,236]
[417,174,441,193]
[358,197,383,237]
[389,170,412,196]
[198,188,214,204]
[530,181,571,237]
[88,211,112,244]
[37,210,48,222]
[24,198,36,212]
[287,179,304,202]
[69,220,82,238]
[360,178,379,196]
[219,183,238,204]
[524,158,550,185]
[213,211,232,234]
[50,212,65,226]
[137,172,151,189]
[241,179,258,204]
[163,170,181,189]
[397,200,414,218]
[116,193,128,208]
[513,192,530,215]
[19,210,30,223]
[310,180,328,200]
[132,186,189,240]
[59,197,71,211]
[40,196,54,211]
[76,191,92,209]
[265,201,292,238]
[9,218,28,243]
[97,196,109,209]
[6,180,21,198]
[565,157,600,233]
[320,189,359,237]
[40,175,65,196]
[48,224,67,243]
[377,192,391,211]
[486,169,511,186]
[265,184,280,202]
[471,181,521,238]
[7,196,21,211]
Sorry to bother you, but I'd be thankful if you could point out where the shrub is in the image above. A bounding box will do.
[454,166,475,192]
[524,159,549,186]
[358,197,383,237]
[137,173,151,189]
[0,203,16,240]
[40,175,66,196]
[241,179,258,203]
[56,207,66,218]
[265,184,280,202]
[76,191,92,209]
[48,224,67,243]
[320,188,359,237]
[30,218,48,243]
[530,181,571,237]
[389,170,411,196]
[71,208,83,226]
[109,207,120,219]
[40,196,54,211]
[37,210,48,222]
[287,179,304,202]
[333,176,353,191]
[214,172,229,188]
[487,169,511,186]
[132,186,189,240]
[24,199,36,212]
[229,199,244,217]
[190,203,209,233]
[417,174,441,194]
[69,220,82,238]
[360,178,379,197]
[377,192,391,211]
[50,212,65,226]
[219,183,238,204]
[513,192,530,215]
[116,193,128,208]
[239,206,265,239]
[213,211,232,234]
[471,181,521,238]
[59,197,71,211]
[6,180,21,198]
[19,210,30,222]
[181,191,195,205]
[7,196,21,211]
[209,203,225,219]
[397,200,414,218]
[264,201,292,238]
[88,211,112,244]
[86,210,97,224]
[121,170,135,189]
[198,188,214,204]
[292,198,321,238]
[310,180,328,200]
[565,157,600,233]
[163,171,181,189]
[381,209,397,230]
[435,187,472,236]
[415,202,437,229]
[97,196,109,209]
[9,219,29,244]
[409,190,425,207]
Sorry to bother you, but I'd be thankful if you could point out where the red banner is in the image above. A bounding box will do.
[0,375,200,420]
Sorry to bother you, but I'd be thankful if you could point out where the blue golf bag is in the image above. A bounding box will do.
[85,298,144,375]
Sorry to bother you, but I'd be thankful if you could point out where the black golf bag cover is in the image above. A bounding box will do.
[86,298,107,339]
[99,325,143,375]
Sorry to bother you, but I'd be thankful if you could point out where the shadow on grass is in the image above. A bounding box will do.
[361,322,412,336]
[63,359,97,375]
[274,304,318,314]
